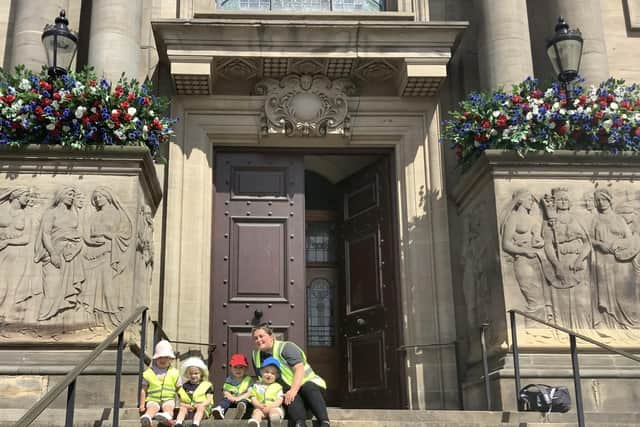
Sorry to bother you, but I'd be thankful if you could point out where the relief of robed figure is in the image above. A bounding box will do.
[80,187,133,328]
[35,186,86,322]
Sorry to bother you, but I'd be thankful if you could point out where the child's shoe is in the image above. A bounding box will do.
[212,406,225,419]
[248,418,260,426]
[140,415,152,427]
[235,401,247,419]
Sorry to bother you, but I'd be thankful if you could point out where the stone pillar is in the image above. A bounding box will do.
[477,0,533,90]
[6,0,69,72]
[545,0,609,85]
[87,0,143,82]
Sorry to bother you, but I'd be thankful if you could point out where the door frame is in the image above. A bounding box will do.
[210,147,406,408]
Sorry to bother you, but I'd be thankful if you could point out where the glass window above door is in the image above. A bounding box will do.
[306,222,337,264]
[217,0,384,12]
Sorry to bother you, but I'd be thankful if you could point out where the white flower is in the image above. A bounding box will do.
[63,125,70,132]
[634,113,640,122]
[526,112,533,121]
[18,79,31,91]
[75,106,86,119]
[602,119,613,130]
[585,107,592,114]
[545,88,555,97]
[46,123,55,131]
[609,102,619,111]
[142,125,149,133]
[549,122,556,129]
[552,102,560,111]
[490,129,497,136]
[559,108,567,115]
[492,110,501,118]
[127,107,137,117]
[90,107,97,114]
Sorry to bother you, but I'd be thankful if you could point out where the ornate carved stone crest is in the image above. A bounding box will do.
[255,74,355,137]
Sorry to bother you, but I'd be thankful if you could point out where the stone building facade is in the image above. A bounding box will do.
[0,0,639,412]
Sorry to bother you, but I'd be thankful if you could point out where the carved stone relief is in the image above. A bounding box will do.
[255,74,355,137]
[0,184,154,342]
[498,185,640,343]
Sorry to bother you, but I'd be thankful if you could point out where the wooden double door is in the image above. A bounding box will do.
[212,152,401,408]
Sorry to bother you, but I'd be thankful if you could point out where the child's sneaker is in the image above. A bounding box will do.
[235,401,247,419]
[247,419,260,426]
[140,416,152,427]
[212,406,225,419]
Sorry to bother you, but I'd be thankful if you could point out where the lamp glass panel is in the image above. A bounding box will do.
[546,44,561,75]
[555,38,582,73]
[42,33,77,70]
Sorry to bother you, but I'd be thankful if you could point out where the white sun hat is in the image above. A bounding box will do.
[180,357,209,379]
[152,340,175,360]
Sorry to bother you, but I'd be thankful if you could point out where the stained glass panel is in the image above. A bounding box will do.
[307,278,334,346]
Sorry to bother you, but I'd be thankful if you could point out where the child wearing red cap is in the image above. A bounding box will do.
[211,353,254,420]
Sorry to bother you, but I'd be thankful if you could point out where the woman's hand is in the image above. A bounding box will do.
[284,389,298,405]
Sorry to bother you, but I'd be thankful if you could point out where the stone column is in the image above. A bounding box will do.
[87,0,143,82]
[6,0,69,72]
[477,0,533,90]
[545,0,609,85]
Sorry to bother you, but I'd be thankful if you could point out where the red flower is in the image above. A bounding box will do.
[1,94,15,104]
[81,116,89,126]
[496,115,508,128]
[114,86,124,96]
[635,128,640,137]
[531,89,543,98]
[39,81,52,91]
[607,94,615,102]
[153,117,163,130]
[557,124,569,135]
[463,111,471,119]
[111,111,120,121]
[127,92,135,101]
[142,96,152,106]
[512,95,522,104]
[34,106,44,116]
[481,120,491,129]
[595,111,604,120]
[559,99,567,107]
[620,100,632,110]
[88,80,97,86]
[42,98,51,106]
[119,101,129,109]
[124,113,132,122]
[53,92,61,101]
[578,95,587,105]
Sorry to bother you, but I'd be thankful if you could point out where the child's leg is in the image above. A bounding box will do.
[141,401,160,427]
[175,405,189,424]
[193,403,206,425]
[159,400,176,420]
[250,408,265,423]
[267,407,283,426]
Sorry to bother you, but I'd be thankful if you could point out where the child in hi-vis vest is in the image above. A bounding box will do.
[175,357,214,427]
[248,357,284,426]
[139,340,182,427]
[212,353,254,420]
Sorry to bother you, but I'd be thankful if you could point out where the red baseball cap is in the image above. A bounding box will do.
[229,353,249,367]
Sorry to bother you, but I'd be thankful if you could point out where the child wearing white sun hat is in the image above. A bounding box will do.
[175,357,214,427]
[139,340,182,427]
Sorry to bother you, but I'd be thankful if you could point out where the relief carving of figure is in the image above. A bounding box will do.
[501,190,548,325]
[541,188,592,329]
[592,189,640,328]
[134,205,154,310]
[80,187,133,328]
[462,211,489,328]
[0,188,39,318]
[35,186,85,322]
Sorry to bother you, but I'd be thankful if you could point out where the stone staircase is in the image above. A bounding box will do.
[3,408,640,427]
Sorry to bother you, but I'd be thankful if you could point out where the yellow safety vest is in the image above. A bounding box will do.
[143,367,180,403]
[252,340,326,389]
[251,382,283,405]
[223,376,253,395]
[177,381,214,404]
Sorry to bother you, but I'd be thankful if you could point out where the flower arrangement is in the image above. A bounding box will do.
[0,65,174,157]
[442,77,640,171]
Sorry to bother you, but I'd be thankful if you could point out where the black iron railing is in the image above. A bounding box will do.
[509,309,640,427]
[16,306,149,427]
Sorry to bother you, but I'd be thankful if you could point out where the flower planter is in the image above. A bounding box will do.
[452,149,640,411]
[0,145,161,408]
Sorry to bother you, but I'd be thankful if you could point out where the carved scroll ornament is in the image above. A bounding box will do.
[255,74,355,137]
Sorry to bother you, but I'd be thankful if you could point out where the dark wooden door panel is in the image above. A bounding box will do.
[340,157,400,408]
[213,153,304,384]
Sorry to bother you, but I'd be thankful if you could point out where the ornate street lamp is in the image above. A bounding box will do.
[41,10,78,77]
[546,16,583,84]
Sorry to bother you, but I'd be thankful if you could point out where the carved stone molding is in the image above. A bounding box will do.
[255,74,355,137]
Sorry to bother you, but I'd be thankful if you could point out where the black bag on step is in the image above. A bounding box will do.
[518,383,571,413]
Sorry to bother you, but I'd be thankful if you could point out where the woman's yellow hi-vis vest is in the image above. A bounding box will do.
[177,381,214,404]
[252,340,326,389]
[143,367,180,403]
[223,376,253,395]
[251,382,283,405]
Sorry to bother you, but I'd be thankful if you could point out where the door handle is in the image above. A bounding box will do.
[356,317,367,326]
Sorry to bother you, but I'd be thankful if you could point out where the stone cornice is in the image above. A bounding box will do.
[452,150,640,208]
[152,18,467,97]
[0,145,163,209]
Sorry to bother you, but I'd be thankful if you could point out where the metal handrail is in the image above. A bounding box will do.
[16,306,148,427]
[509,309,640,427]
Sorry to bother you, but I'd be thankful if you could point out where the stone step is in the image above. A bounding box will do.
[3,408,639,427]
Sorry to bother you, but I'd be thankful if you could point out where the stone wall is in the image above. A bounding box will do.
[454,150,640,411]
